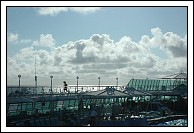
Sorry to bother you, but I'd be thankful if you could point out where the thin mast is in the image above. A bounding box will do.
[34,48,37,94]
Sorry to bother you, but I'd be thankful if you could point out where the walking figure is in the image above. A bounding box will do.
[63,81,68,92]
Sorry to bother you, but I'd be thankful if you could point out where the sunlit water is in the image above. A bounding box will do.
[151,119,187,126]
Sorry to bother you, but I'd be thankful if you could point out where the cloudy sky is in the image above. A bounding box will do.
[7,6,188,86]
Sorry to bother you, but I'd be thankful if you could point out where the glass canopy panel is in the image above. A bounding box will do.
[9,104,18,112]
[21,103,27,111]
[127,78,187,92]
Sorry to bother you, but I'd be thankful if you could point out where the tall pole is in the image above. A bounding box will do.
[76,76,79,93]
[18,74,21,92]
[116,78,118,89]
[50,75,53,115]
[50,75,53,95]
[35,75,37,95]
[34,47,38,95]
[76,76,80,126]
[98,77,100,90]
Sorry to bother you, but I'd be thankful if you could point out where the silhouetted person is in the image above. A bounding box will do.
[63,81,68,92]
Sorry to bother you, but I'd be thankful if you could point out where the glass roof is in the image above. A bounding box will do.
[126,78,187,91]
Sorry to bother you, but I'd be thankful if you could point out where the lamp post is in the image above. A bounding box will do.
[76,76,80,125]
[18,74,21,92]
[98,77,100,90]
[76,76,79,93]
[34,75,37,95]
[116,78,118,89]
[50,75,53,115]
[50,75,53,95]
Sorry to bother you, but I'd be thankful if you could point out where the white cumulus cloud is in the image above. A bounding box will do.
[7,33,19,43]
[8,33,32,45]
[70,7,101,14]
[140,27,187,58]
[7,27,187,86]
[33,34,56,48]
[20,39,32,44]
[35,7,101,16]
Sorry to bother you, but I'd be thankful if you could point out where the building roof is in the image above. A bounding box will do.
[81,86,152,97]
[123,87,152,96]
[162,72,187,79]
[81,87,129,97]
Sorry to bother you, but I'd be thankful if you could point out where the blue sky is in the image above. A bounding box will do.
[7,6,188,86]
[7,7,187,55]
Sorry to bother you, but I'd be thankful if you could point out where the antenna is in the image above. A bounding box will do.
[34,47,37,94]
[180,69,183,74]
[35,53,36,77]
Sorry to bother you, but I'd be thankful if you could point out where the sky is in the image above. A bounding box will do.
[6,6,188,87]
[2,1,193,132]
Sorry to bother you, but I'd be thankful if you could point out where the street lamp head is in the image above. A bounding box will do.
[18,74,21,78]
[116,78,118,80]
[98,77,100,79]
[76,76,79,79]
[50,75,53,78]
